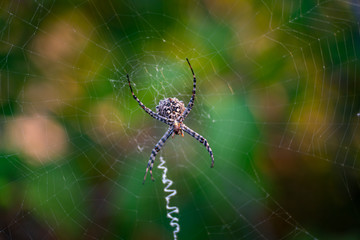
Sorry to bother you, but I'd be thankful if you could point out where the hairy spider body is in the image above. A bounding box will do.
[156,97,185,136]
[172,121,183,136]
[156,97,185,120]
[127,58,214,184]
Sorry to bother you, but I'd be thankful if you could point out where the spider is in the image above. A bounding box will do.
[127,58,214,184]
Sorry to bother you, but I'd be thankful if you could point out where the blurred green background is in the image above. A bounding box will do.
[1,0,360,239]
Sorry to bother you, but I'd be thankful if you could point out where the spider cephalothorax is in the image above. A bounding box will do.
[127,58,214,184]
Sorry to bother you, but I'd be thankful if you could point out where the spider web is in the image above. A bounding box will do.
[1,0,360,239]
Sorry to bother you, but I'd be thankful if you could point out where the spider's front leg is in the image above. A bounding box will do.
[143,127,174,184]
[181,124,214,168]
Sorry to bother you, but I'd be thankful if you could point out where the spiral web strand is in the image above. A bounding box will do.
[157,156,180,240]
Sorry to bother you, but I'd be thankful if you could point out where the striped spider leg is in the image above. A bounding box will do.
[179,58,196,122]
[127,58,214,184]
[144,127,173,184]
[127,74,173,126]
[181,124,214,168]
[180,58,214,167]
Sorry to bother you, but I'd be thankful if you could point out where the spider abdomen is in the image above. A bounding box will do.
[156,97,185,120]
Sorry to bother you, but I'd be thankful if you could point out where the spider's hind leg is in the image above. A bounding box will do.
[181,58,197,121]
[126,74,173,126]
[143,128,173,184]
